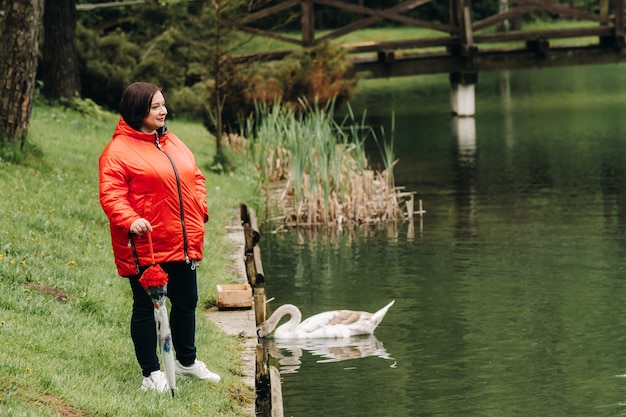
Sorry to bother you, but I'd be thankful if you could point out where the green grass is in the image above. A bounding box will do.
[0,103,259,416]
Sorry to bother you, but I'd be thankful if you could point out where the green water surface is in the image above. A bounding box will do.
[259,64,626,417]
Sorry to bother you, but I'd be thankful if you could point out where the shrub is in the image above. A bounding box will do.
[131,27,191,92]
[279,41,357,108]
[205,41,358,134]
[166,82,211,121]
[76,25,141,110]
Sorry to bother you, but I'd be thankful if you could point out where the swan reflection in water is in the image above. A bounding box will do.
[261,334,394,374]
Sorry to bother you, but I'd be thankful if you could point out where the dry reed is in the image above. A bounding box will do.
[249,101,413,227]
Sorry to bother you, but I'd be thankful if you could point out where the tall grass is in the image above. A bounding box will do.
[372,111,397,190]
[0,103,258,416]
[248,100,406,226]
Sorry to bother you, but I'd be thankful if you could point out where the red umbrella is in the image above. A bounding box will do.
[138,232,176,396]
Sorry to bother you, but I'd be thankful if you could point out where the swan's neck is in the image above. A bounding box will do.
[267,304,301,334]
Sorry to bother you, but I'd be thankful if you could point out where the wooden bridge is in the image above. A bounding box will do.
[236,0,626,115]
[237,0,626,77]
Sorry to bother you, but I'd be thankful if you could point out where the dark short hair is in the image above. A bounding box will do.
[118,82,163,131]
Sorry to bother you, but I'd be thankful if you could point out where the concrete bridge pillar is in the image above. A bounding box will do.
[450,71,477,117]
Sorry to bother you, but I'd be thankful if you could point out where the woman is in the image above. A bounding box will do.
[99,82,220,393]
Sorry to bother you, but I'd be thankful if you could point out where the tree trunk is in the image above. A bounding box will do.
[42,0,81,100]
[0,0,44,149]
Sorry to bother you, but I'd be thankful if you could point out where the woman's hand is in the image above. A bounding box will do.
[130,218,153,235]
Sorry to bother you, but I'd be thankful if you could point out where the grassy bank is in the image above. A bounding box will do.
[0,103,259,416]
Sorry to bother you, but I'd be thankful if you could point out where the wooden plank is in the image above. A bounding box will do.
[229,50,292,65]
[475,2,609,32]
[236,26,303,46]
[237,0,299,25]
[345,26,612,53]
[317,0,442,43]
[231,36,455,62]
[540,3,610,23]
[319,17,450,43]
[349,52,459,77]
[473,26,613,43]
[473,5,537,31]
[476,45,626,70]
[269,366,284,417]
[217,284,252,310]
[315,0,452,30]
[348,44,626,78]
[345,36,459,53]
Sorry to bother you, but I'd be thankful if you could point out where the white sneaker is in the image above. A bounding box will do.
[140,370,170,393]
[175,359,220,383]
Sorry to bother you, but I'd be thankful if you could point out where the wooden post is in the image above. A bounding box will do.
[248,207,260,246]
[455,2,477,59]
[406,194,414,220]
[615,0,624,37]
[255,344,271,416]
[245,252,257,286]
[253,245,264,282]
[301,0,315,46]
[452,83,476,117]
[448,1,477,117]
[269,366,284,417]
[498,0,509,32]
[449,0,460,29]
[450,72,477,117]
[450,83,475,117]
[600,0,609,26]
[254,286,266,326]
[461,5,474,56]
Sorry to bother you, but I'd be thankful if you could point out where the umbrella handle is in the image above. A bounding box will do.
[147,231,155,265]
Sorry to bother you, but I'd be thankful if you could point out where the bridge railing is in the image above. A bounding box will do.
[235,0,625,59]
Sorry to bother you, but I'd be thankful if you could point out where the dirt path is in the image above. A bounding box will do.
[205,220,257,416]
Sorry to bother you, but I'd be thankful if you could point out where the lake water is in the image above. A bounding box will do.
[258,64,626,417]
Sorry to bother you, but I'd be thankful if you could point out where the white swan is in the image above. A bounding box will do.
[257,300,395,339]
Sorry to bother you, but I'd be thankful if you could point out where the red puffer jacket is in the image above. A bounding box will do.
[99,117,208,277]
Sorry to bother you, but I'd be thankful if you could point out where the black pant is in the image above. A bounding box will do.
[129,261,198,377]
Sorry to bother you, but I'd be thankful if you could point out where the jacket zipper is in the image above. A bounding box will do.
[155,136,190,263]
